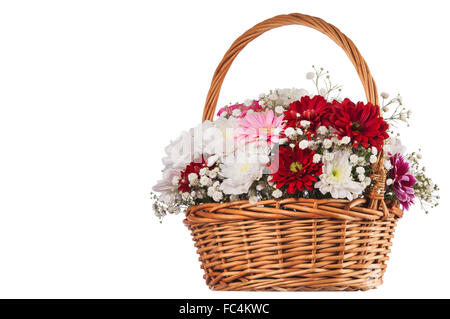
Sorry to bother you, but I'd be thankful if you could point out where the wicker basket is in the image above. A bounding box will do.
[184,13,403,291]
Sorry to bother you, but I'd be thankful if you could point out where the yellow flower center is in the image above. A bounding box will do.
[240,163,249,173]
[258,126,274,136]
[290,161,303,173]
[331,168,342,181]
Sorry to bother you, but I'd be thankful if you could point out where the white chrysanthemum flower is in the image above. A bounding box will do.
[219,147,266,195]
[369,155,377,164]
[323,139,332,149]
[300,120,310,128]
[207,186,216,197]
[371,147,378,155]
[315,150,364,200]
[349,154,359,165]
[363,177,372,187]
[212,191,223,202]
[275,105,285,114]
[317,126,328,135]
[341,136,351,145]
[313,154,321,163]
[272,189,283,198]
[208,170,217,179]
[386,178,393,186]
[200,176,212,186]
[199,168,208,176]
[284,127,297,138]
[358,174,365,182]
[249,196,258,205]
[296,128,303,135]
[188,173,198,185]
[299,140,309,150]
[356,166,365,175]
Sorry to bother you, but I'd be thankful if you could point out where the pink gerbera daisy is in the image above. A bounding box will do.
[235,110,284,147]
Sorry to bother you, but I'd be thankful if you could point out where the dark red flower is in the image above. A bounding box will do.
[178,157,209,193]
[268,145,322,194]
[330,98,389,150]
[283,95,331,139]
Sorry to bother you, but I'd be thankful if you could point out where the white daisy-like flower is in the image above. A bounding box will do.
[323,139,332,149]
[299,140,309,150]
[371,147,378,155]
[207,186,216,197]
[199,168,208,176]
[275,106,284,114]
[386,178,393,186]
[249,196,258,205]
[284,127,297,138]
[296,128,303,135]
[188,173,198,185]
[356,166,365,175]
[272,189,283,198]
[208,170,217,179]
[300,120,310,128]
[212,191,223,202]
[369,155,377,164]
[200,176,212,186]
[219,146,266,195]
[341,136,351,145]
[358,174,365,182]
[315,150,364,200]
[349,154,359,165]
[313,154,321,163]
[317,126,328,135]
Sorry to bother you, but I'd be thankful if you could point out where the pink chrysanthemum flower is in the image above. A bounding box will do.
[235,110,284,147]
[389,153,417,210]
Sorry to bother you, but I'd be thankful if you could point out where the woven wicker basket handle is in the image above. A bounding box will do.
[202,13,379,121]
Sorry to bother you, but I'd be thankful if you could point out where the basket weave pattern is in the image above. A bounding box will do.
[184,13,403,291]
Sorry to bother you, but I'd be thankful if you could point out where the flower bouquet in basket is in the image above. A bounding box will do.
[151,13,439,291]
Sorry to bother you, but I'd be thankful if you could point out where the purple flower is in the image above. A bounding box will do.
[389,153,417,210]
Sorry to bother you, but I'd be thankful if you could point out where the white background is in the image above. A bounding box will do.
[0,0,449,298]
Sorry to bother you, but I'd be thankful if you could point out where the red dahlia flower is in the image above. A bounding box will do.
[178,157,209,193]
[269,145,322,194]
[330,98,389,150]
[283,95,331,139]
